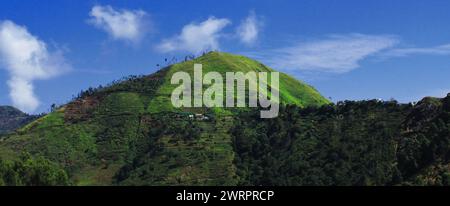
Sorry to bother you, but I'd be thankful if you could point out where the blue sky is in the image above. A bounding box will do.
[0,0,449,113]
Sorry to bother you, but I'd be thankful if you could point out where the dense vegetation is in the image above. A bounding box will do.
[98,95,449,186]
[0,153,69,186]
[231,96,450,186]
[114,114,238,186]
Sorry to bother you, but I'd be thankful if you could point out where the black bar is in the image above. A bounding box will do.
[0,186,448,204]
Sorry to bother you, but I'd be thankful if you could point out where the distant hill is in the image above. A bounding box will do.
[0,106,38,135]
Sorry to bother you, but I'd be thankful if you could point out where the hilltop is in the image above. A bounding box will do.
[146,52,329,114]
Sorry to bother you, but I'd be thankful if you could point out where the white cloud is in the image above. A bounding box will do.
[89,5,148,43]
[383,44,450,57]
[0,20,69,113]
[260,34,398,73]
[157,17,231,54]
[6,77,39,111]
[237,11,261,45]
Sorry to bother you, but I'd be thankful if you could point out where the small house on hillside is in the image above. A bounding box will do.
[175,112,211,121]
[195,113,209,121]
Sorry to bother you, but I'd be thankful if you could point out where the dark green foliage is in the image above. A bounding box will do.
[231,96,450,186]
[0,153,70,186]
[397,95,450,183]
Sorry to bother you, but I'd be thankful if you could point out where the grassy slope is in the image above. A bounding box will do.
[147,52,329,114]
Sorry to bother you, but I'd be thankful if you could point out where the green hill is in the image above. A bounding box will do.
[147,52,329,114]
[0,52,329,185]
